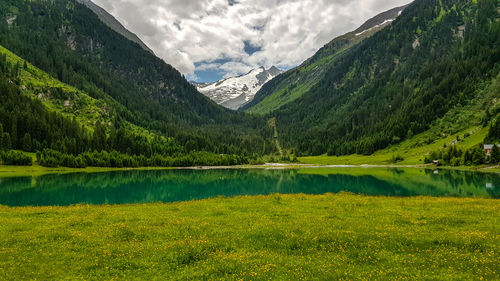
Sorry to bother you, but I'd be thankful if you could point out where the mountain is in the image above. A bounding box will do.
[75,0,154,54]
[0,0,275,161]
[244,0,500,156]
[1,0,499,167]
[196,66,282,110]
[243,5,409,114]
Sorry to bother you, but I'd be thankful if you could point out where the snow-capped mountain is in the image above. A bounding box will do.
[196,66,282,110]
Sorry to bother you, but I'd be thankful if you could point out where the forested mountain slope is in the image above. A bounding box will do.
[0,43,273,167]
[251,0,500,156]
[0,0,274,157]
[0,44,164,154]
[243,5,408,114]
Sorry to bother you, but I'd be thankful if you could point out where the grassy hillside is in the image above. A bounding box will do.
[0,194,498,280]
[0,43,187,156]
[0,44,177,143]
[1,45,121,132]
[299,124,489,165]
[0,43,270,167]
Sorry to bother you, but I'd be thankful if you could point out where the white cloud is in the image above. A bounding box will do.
[219,62,253,78]
[92,0,413,80]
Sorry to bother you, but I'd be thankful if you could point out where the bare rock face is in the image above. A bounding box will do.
[76,0,154,54]
[196,66,282,110]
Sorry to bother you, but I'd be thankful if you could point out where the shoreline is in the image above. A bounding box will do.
[0,162,499,178]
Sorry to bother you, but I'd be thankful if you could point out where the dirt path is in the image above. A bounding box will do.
[268,117,283,157]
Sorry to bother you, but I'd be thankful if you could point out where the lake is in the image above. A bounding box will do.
[0,168,498,207]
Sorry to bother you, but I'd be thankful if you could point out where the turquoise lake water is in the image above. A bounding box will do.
[0,168,498,206]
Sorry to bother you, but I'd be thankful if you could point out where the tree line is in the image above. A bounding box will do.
[37,149,250,168]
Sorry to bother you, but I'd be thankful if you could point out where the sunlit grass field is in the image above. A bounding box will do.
[0,193,498,280]
[0,164,179,178]
[299,126,489,166]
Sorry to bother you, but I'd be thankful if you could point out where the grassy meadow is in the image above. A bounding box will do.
[0,193,499,280]
[299,126,489,166]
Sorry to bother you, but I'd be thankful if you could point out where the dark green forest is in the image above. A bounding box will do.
[0,0,275,159]
[251,0,500,156]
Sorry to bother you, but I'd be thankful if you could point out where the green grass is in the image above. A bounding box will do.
[299,126,489,166]
[0,164,180,178]
[0,193,498,280]
[246,77,315,114]
[294,59,500,167]
[0,45,110,128]
[299,127,488,166]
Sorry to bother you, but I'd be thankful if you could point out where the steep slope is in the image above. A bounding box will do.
[0,0,273,156]
[0,44,177,158]
[243,5,408,114]
[75,0,154,54]
[197,66,282,110]
[0,45,115,128]
[250,0,500,156]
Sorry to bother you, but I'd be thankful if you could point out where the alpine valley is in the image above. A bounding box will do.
[0,0,498,168]
[1,0,500,280]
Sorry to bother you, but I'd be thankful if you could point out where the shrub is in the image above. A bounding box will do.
[0,150,33,166]
[391,155,404,163]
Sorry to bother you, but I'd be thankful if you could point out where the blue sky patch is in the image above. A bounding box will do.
[193,58,233,82]
[244,41,262,56]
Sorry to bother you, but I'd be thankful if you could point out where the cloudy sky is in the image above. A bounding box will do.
[92,0,412,82]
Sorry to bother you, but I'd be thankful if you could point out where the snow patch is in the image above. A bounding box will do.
[355,19,394,36]
[197,66,282,110]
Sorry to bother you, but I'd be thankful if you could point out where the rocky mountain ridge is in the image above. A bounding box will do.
[196,66,282,110]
